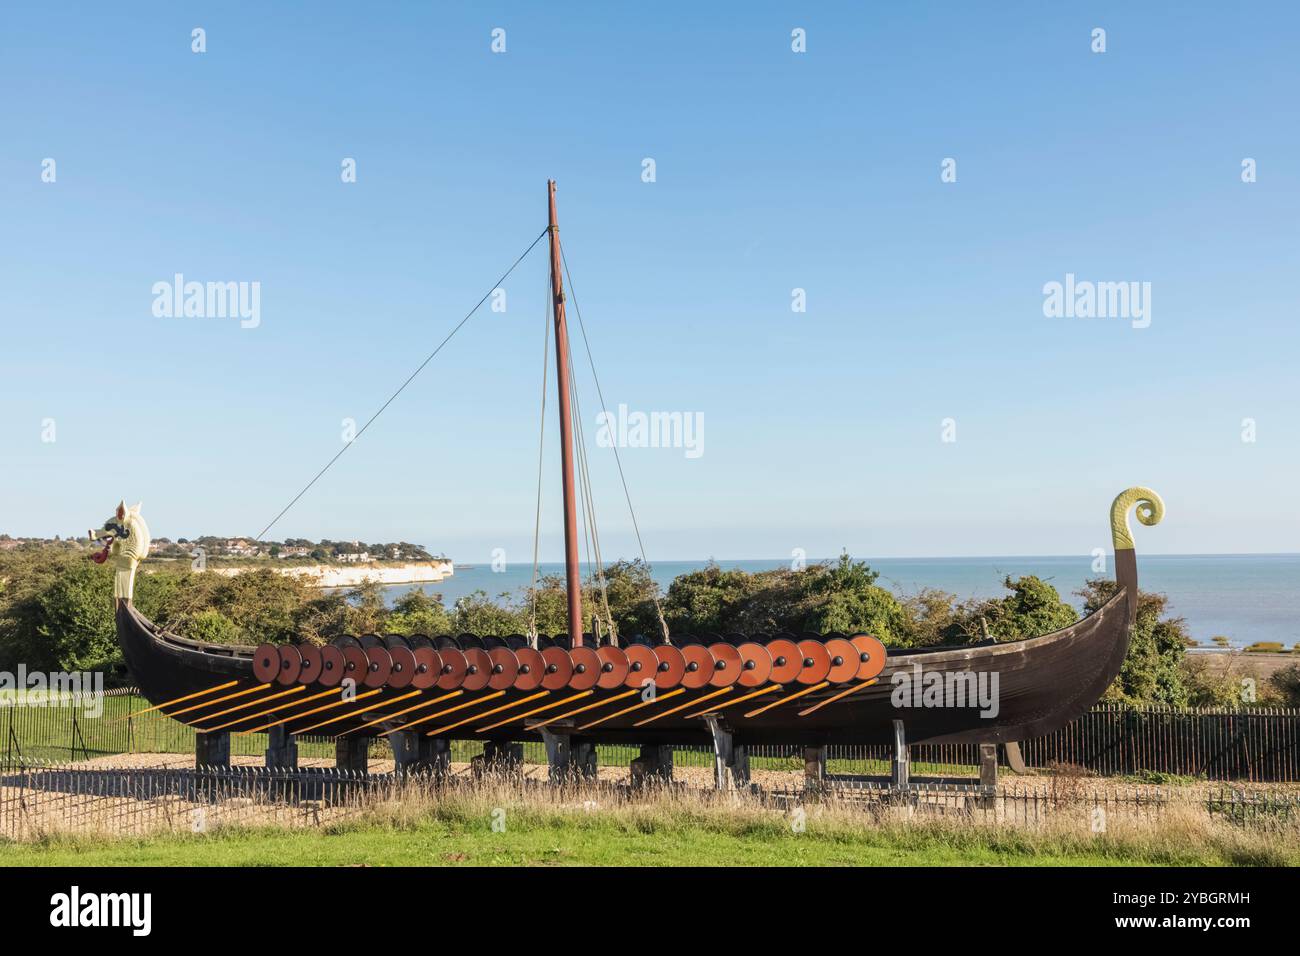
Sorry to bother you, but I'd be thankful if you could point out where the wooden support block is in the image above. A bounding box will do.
[392,732,449,775]
[890,720,909,788]
[979,743,997,788]
[335,736,369,773]
[803,745,826,789]
[630,745,674,786]
[195,730,230,768]
[265,725,298,770]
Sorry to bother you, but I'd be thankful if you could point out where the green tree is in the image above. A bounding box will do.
[1079,578,1190,707]
[384,588,452,636]
[452,591,527,636]
[955,575,1079,643]
[1269,662,1300,707]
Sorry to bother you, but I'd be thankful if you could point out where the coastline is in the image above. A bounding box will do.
[205,560,454,588]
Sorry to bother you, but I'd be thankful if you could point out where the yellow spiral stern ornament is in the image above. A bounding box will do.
[1110,487,1165,551]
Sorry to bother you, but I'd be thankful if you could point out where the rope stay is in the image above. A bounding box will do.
[566,348,616,644]
[527,274,551,647]
[559,243,671,645]
[255,228,550,541]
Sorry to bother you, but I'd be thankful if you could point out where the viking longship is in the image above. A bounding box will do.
[101,182,1164,756]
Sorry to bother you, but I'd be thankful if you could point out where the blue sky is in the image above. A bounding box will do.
[2,2,1298,562]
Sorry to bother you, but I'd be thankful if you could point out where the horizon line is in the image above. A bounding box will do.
[454,551,1300,564]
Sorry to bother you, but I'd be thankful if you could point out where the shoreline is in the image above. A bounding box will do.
[204,560,454,588]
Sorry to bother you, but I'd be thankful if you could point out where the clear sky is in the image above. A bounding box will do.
[2,3,1298,563]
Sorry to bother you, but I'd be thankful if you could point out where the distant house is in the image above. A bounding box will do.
[277,546,311,559]
[225,538,261,557]
[337,551,372,564]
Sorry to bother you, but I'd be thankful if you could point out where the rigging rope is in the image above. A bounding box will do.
[559,244,671,644]
[254,228,550,541]
[567,351,616,644]
[527,274,551,646]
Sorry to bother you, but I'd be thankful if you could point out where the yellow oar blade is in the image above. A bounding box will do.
[112,681,239,722]
[469,690,594,735]
[285,688,388,736]
[165,683,276,720]
[796,678,878,717]
[743,681,828,719]
[382,692,504,736]
[428,690,553,736]
[339,690,463,736]
[577,687,684,731]
[240,688,413,735]
[514,688,639,731]
[203,686,339,733]
[683,683,780,719]
[634,686,732,727]
[192,685,306,728]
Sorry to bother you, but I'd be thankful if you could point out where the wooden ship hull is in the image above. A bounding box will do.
[114,547,1145,748]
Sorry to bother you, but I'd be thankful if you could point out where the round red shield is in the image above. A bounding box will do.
[708,643,742,688]
[624,645,659,689]
[436,647,468,690]
[796,639,832,684]
[387,645,416,689]
[317,645,345,687]
[297,644,324,685]
[680,644,714,690]
[652,644,686,689]
[568,646,602,691]
[596,645,629,689]
[362,646,392,688]
[850,634,887,681]
[276,644,303,686]
[411,647,442,690]
[342,645,369,685]
[513,647,546,691]
[766,638,803,684]
[824,637,859,684]
[736,642,772,687]
[540,646,573,690]
[462,648,492,691]
[252,644,280,684]
[487,647,519,690]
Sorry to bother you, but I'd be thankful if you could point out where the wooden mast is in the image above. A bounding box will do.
[547,180,584,647]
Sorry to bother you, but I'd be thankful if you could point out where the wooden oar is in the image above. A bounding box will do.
[683,683,780,719]
[634,686,733,727]
[191,685,305,727]
[111,681,238,721]
[289,688,390,735]
[426,691,553,736]
[510,688,639,731]
[577,687,684,731]
[339,691,463,736]
[382,692,505,736]
[472,690,597,733]
[244,689,417,735]
[796,679,878,717]
[164,683,276,720]
[743,681,828,718]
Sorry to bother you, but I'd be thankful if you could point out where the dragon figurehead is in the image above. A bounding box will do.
[89,500,151,602]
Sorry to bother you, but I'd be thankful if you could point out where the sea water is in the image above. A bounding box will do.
[374,554,1299,649]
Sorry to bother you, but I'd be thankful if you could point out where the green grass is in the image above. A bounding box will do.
[3,782,1294,867]
[0,818,1226,867]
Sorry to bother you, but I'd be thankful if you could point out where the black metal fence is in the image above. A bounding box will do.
[3,693,1299,782]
